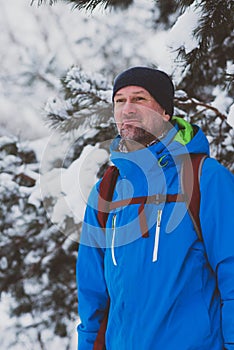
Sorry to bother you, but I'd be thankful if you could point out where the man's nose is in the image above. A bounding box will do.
[122,100,137,115]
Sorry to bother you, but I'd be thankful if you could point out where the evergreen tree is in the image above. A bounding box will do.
[0,136,78,349]
[35,0,233,103]
[176,0,234,100]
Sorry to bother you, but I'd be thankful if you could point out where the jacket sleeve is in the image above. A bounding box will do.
[200,158,234,349]
[76,183,109,350]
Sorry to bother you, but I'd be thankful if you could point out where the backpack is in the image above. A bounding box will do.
[97,153,207,240]
[94,153,207,350]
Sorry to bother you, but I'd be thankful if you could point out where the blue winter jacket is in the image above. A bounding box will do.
[77,118,234,350]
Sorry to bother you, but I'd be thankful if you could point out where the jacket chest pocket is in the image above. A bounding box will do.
[107,207,165,266]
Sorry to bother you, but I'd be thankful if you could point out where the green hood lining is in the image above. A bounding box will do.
[172,116,194,145]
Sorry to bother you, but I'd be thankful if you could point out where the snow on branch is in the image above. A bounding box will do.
[174,92,228,122]
[67,0,133,10]
[44,66,113,134]
[31,0,133,10]
[31,0,55,5]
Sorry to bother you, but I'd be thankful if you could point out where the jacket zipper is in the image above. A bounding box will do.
[152,209,162,262]
[111,214,117,266]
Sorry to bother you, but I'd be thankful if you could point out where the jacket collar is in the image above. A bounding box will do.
[110,125,179,178]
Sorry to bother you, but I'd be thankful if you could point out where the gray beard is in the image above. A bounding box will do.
[120,122,170,147]
[120,125,156,146]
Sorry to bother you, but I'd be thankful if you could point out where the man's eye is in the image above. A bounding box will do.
[115,99,125,103]
[134,96,146,102]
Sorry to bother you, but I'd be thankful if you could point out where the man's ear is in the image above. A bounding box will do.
[162,111,171,122]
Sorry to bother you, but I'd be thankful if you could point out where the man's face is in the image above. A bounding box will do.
[113,86,170,147]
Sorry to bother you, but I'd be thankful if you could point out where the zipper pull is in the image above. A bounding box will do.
[152,209,162,262]
[111,214,117,266]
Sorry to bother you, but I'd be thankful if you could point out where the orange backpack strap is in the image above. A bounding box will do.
[97,155,208,239]
[97,166,119,229]
[95,167,118,350]
[181,153,208,241]
[93,299,110,350]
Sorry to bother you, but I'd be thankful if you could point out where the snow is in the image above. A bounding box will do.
[31,143,109,229]
[211,86,233,121]
[226,62,234,128]
[227,103,234,128]
[0,294,78,350]
[168,3,200,54]
[0,173,17,191]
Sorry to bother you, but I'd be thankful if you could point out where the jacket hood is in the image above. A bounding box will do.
[165,116,210,157]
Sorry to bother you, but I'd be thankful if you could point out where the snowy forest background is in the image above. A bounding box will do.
[0,0,233,349]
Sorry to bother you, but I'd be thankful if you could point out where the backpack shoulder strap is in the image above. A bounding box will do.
[97,155,208,240]
[97,165,119,229]
[181,153,208,241]
[95,167,118,349]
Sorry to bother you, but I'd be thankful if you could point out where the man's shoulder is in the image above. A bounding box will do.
[200,156,234,186]
[202,156,231,172]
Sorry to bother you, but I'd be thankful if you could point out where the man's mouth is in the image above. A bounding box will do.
[121,120,141,127]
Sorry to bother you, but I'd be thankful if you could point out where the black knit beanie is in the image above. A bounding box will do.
[112,66,174,117]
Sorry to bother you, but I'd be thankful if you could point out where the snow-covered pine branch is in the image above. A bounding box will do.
[44,66,113,134]
[31,0,133,10]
